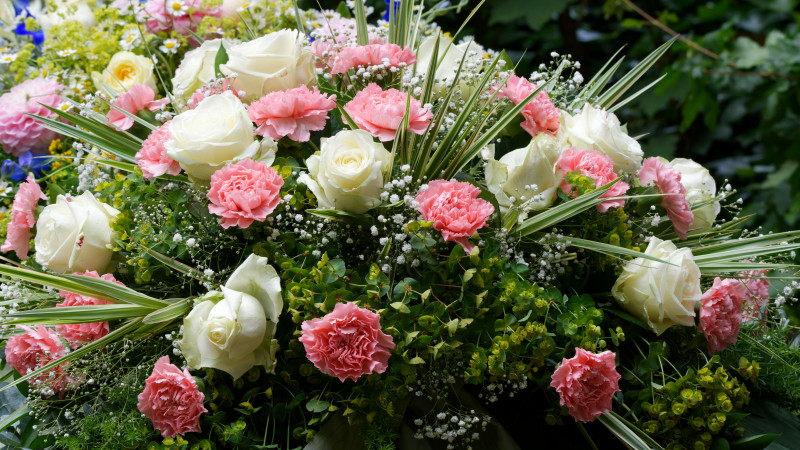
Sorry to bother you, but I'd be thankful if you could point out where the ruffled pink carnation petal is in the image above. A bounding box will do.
[550,348,621,422]
[248,86,336,142]
[4,325,71,395]
[344,83,432,142]
[137,355,207,438]
[139,0,221,35]
[414,180,494,253]
[331,43,416,75]
[135,121,181,179]
[55,271,122,348]
[496,75,559,137]
[107,84,169,131]
[698,277,748,354]
[207,159,284,229]
[1,176,48,259]
[299,302,395,382]
[639,157,694,240]
[556,148,629,212]
[0,78,64,156]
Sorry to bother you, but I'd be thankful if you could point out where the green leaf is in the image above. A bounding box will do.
[731,37,769,69]
[0,405,29,433]
[567,237,674,265]
[305,399,330,413]
[214,40,229,78]
[142,299,191,324]
[308,209,373,226]
[597,412,665,450]
[729,434,781,450]
[4,304,155,325]
[353,0,369,46]
[515,180,616,236]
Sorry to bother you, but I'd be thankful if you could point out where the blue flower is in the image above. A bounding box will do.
[8,1,45,48]
[1,152,51,181]
[382,0,401,22]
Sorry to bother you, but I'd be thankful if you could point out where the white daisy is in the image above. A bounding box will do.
[0,53,17,64]
[159,38,180,54]
[119,30,141,51]
[56,49,77,57]
[167,0,188,16]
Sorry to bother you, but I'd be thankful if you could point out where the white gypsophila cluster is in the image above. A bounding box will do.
[478,375,529,403]
[529,53,585,114]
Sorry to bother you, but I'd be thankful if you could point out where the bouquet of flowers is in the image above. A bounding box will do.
[2,1,800,449]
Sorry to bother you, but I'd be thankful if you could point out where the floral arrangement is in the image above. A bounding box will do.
[1,1,800,449]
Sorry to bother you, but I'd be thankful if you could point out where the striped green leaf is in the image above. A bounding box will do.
[4,304,155,325]
[515,182,616,237]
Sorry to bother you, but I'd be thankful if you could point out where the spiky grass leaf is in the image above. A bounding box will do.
[567,237,673,265]
[4,305,156,325]
[598,412,665,450]
[515,181,616,237]
[353,0,369,46]
[142,299,191,324]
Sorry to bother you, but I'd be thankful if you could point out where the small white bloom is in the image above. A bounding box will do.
[159,38,180,54]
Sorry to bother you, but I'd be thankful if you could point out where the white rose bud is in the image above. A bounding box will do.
[91,51,156,97]
[34,192,120,274]
[670,158,720,234]
[560,103,644,173]
[165,91,276,181]
[181,254,282,379]
[611,237,702,335]
[485,134,561,218]
[38,0,97,32]
[171,39,232,101]
[220,29,315,103]
[298,129,391,214]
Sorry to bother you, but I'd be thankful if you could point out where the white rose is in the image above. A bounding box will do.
[485,134,560,218]
[172,39,232,101]
[414,34,482,98]
[670,158,720,234]
[34,192,120,274]
[220,29,315,103]
[611,237,701,335]
[560,103,644,173]
[0,1,17,41]
[221,0,249,17]
[91,51,156,97]
[165,92,276,181]
[298,129,391,214]
[38,0,96,32]
[181,254,282,379]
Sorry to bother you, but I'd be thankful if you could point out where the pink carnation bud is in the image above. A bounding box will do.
[550,348,621,422]
[1,176,48,259]
[135,121,181,179]
[414,180,494,253]
[299,302,395,382]
[0,78,64,156]
[55,271,122,347]
[698,277,748,354]
[331,43,416,75]
[137,355,207,438]
[556,148,629,212]
[496,75,559,137]
[248,86,336,142]
[207,159,284,229]
[639,157,694,240]
[344,83,432,142]
[139,0,221,35]
[4,325,71,395]
[107,84,169,131]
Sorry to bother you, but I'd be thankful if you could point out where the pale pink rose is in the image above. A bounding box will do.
[415,180,495,253]
[207,159,284,229]
[331,44,416,74]
[139,0,221,35]
[741,266,770,322]
[299,302,395,382]
[1,176,48,259]
[107,84,169,131]
[4,325,71,395]
[55,271,121,348]
[639,157,694,240]
[137,355,207,438]
[496,75,559,137]
[550,348,621,422]
[556,148,629,213]
[0,78,64,156]
[135,121,181,179]
[248,86,336,142]
[344,83,432,141]
[698,277,748,354]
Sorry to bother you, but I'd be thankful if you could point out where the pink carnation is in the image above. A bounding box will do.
[496,75,559,137]
[331,44,416,74]
[740,265,770,322]
[135,121,181,179]
[344,83,432,141]
[556,148,629,212]
[5,325,71,395]
[139,0,221,35]
[248,86,336,142]
[550,348,621,422]
[1,176,48,259]
[55,271,121,347]
[0,78,64,156]
[137,355,207,438]
[639,157,694,240]
[415,180,494,253]
[107,84,169,131]
[698,277,748,354]
[207,159,284,229]
[299,302,395,382]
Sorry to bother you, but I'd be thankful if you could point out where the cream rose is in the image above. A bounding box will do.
[172,39,231,101]
[38,0,97,32]
[34,192,120,274]
[219,29,315,103]
[91,51,156,97]
[298,129,391,214]
[485,134,561,219]
[414,34,483,98]
[670,158,720,234]
[181,254,282,379]
[560,103,644,173]
[611,237,701,335]
[165,92,276,181]
[221,0,249,17]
